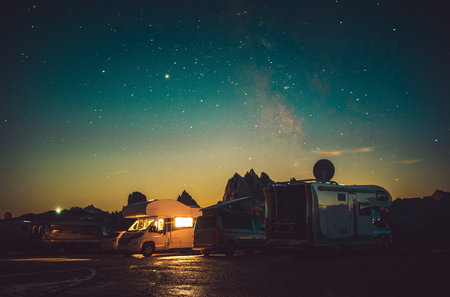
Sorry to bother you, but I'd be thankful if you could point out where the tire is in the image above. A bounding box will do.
[142,242,155,257]
[224,241,236,257]
[201,249,210,257]
[380,236,393,252]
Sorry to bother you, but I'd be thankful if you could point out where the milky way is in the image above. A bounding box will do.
[1,0,449,215]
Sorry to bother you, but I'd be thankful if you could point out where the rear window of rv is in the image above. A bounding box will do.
[195,216,216,229]
[377,192,389,201]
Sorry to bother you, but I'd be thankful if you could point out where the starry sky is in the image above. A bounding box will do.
[1,0,449,216]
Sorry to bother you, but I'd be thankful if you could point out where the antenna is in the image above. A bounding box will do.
[313,159,335,182]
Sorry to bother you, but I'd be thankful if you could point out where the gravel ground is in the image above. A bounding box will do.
[1,248,449,297]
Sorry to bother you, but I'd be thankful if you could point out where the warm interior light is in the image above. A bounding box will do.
[157,218,165,232]
[175,217,193,228]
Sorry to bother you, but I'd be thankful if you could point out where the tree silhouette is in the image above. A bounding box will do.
[128,192,147,205]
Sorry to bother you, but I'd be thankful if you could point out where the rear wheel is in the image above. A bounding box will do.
[224,241,236,257]
[142,242,155,257]
[380,236,393,252]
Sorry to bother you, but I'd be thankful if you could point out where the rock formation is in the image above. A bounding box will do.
[223,169,273,202]
[127,191,147,205]
[177,190,200,207]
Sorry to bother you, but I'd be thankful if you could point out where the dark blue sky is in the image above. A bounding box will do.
[1,0,449,215]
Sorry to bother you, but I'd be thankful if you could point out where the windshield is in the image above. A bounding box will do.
[128,218,155,231]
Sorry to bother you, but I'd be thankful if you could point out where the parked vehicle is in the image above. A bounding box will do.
[99,230,126,252]
[36,219,107,250]
[193,197,266,257]
[0,220,33,251]
[264,159,393,251]
[117,199,201,256]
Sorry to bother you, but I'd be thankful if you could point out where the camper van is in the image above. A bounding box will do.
[264,159,393,250]
[32,219,107,252]
[193,197,266,257]
[117,199,201,256]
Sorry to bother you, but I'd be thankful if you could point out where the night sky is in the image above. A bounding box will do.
[1,0,449,216]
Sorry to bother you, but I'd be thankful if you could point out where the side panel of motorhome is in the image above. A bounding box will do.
[312,183,392,246]
[315,189,351,239]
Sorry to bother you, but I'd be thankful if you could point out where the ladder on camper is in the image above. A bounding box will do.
[268,186,279,238]
[267,186,300,239]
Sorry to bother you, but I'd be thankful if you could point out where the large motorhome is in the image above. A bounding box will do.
[117,199,201,256]
[264,160,393,250]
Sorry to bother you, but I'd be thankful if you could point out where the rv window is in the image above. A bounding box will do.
[175,217,193,228]
[338,193,346,201]
[128,218,155,231]
[377,192,389,201]
[157,219,164,232]
[195,216,216,229]
[222,216,252,229]
[359,203,371,216]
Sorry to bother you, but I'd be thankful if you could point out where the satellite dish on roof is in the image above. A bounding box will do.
[313,159,335,182]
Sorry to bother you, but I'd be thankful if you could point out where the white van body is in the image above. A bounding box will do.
[117,200,201,256]
[265,181,393,249]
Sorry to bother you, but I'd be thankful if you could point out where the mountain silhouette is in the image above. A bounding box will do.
[223,169,273,202]
[177,190,200,207]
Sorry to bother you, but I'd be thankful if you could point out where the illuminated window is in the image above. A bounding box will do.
[175,217,193,228]
[157,219,164,232]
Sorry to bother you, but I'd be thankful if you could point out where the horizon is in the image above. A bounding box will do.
[1,1,449,217]
[5,168,449,218]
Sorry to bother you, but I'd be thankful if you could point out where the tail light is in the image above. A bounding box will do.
[215,230,220,238]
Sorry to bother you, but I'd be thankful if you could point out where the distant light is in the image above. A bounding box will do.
[165,74,170,79]
[55,208,62,214]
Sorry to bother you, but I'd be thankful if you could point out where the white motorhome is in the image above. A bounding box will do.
[264,160,393,250]
[117,199,201,256]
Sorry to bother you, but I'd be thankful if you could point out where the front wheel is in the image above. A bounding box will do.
[142,242,155,257]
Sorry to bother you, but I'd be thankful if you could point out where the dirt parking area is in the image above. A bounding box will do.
[1,248,449,297]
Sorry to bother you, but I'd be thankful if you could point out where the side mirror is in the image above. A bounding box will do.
[149,226,156,232]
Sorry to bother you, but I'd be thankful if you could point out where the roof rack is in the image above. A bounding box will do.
[271,178,339,186]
